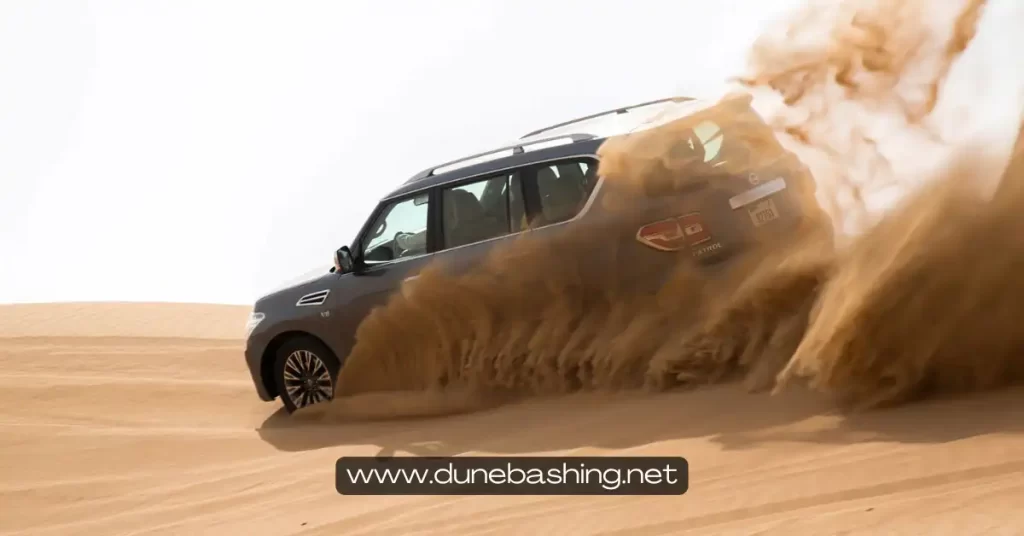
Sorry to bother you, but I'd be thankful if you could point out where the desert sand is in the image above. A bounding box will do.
[5,2,1023,534]
[2,302,1023,536]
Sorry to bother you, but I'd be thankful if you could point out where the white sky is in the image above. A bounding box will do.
[1,0,805,305]
[4,0,1020,306]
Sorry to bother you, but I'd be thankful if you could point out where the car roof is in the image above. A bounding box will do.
[382,135,606,200]
[382,95,721,201]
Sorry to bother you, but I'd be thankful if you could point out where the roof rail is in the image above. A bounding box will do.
[520,96,695,139]
[407,132,596,183]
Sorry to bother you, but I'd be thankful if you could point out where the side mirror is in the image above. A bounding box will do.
[333,246,355,274]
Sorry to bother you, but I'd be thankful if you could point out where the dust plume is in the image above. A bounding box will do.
[321,0,1024,419]
[776,131,1024,409]
[737,0,992,233]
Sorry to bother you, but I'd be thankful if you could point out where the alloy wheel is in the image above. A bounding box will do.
[282,349,334,409]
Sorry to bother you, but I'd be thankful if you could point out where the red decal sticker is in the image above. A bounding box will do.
[636,212,712,251]
[636,218,686,251]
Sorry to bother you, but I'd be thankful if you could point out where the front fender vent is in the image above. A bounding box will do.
[296,289,330,307]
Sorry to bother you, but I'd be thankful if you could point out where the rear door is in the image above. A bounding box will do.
[426,169,529,275]
[429,156,608,276]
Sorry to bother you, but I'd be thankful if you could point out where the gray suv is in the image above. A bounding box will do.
[243,95,823,413]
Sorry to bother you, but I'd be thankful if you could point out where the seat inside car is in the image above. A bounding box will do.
[443,188,506,248]
[536,166,586,224]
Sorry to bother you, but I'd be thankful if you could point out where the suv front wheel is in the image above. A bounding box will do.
[273,336,341,413]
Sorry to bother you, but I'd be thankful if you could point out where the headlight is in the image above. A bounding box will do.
[245,312,265,338]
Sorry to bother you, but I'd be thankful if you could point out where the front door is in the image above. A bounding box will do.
[330,190,438,356]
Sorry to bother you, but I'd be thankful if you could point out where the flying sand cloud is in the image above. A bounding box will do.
[300,0,1024,420]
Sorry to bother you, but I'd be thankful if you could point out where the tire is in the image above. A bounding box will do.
[273,335,341,414]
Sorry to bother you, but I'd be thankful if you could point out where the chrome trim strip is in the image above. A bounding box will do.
[360,252,431,268]
[728,177,787,209]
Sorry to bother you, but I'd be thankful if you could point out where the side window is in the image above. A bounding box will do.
[441,173,524,249]
[692,120,725,164]
[360,193,430,264]
[530,158,598,226]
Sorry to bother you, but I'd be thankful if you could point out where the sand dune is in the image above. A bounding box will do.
[5,1,1024,534]
[0,302,251,340]
[1,302,1023,535]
